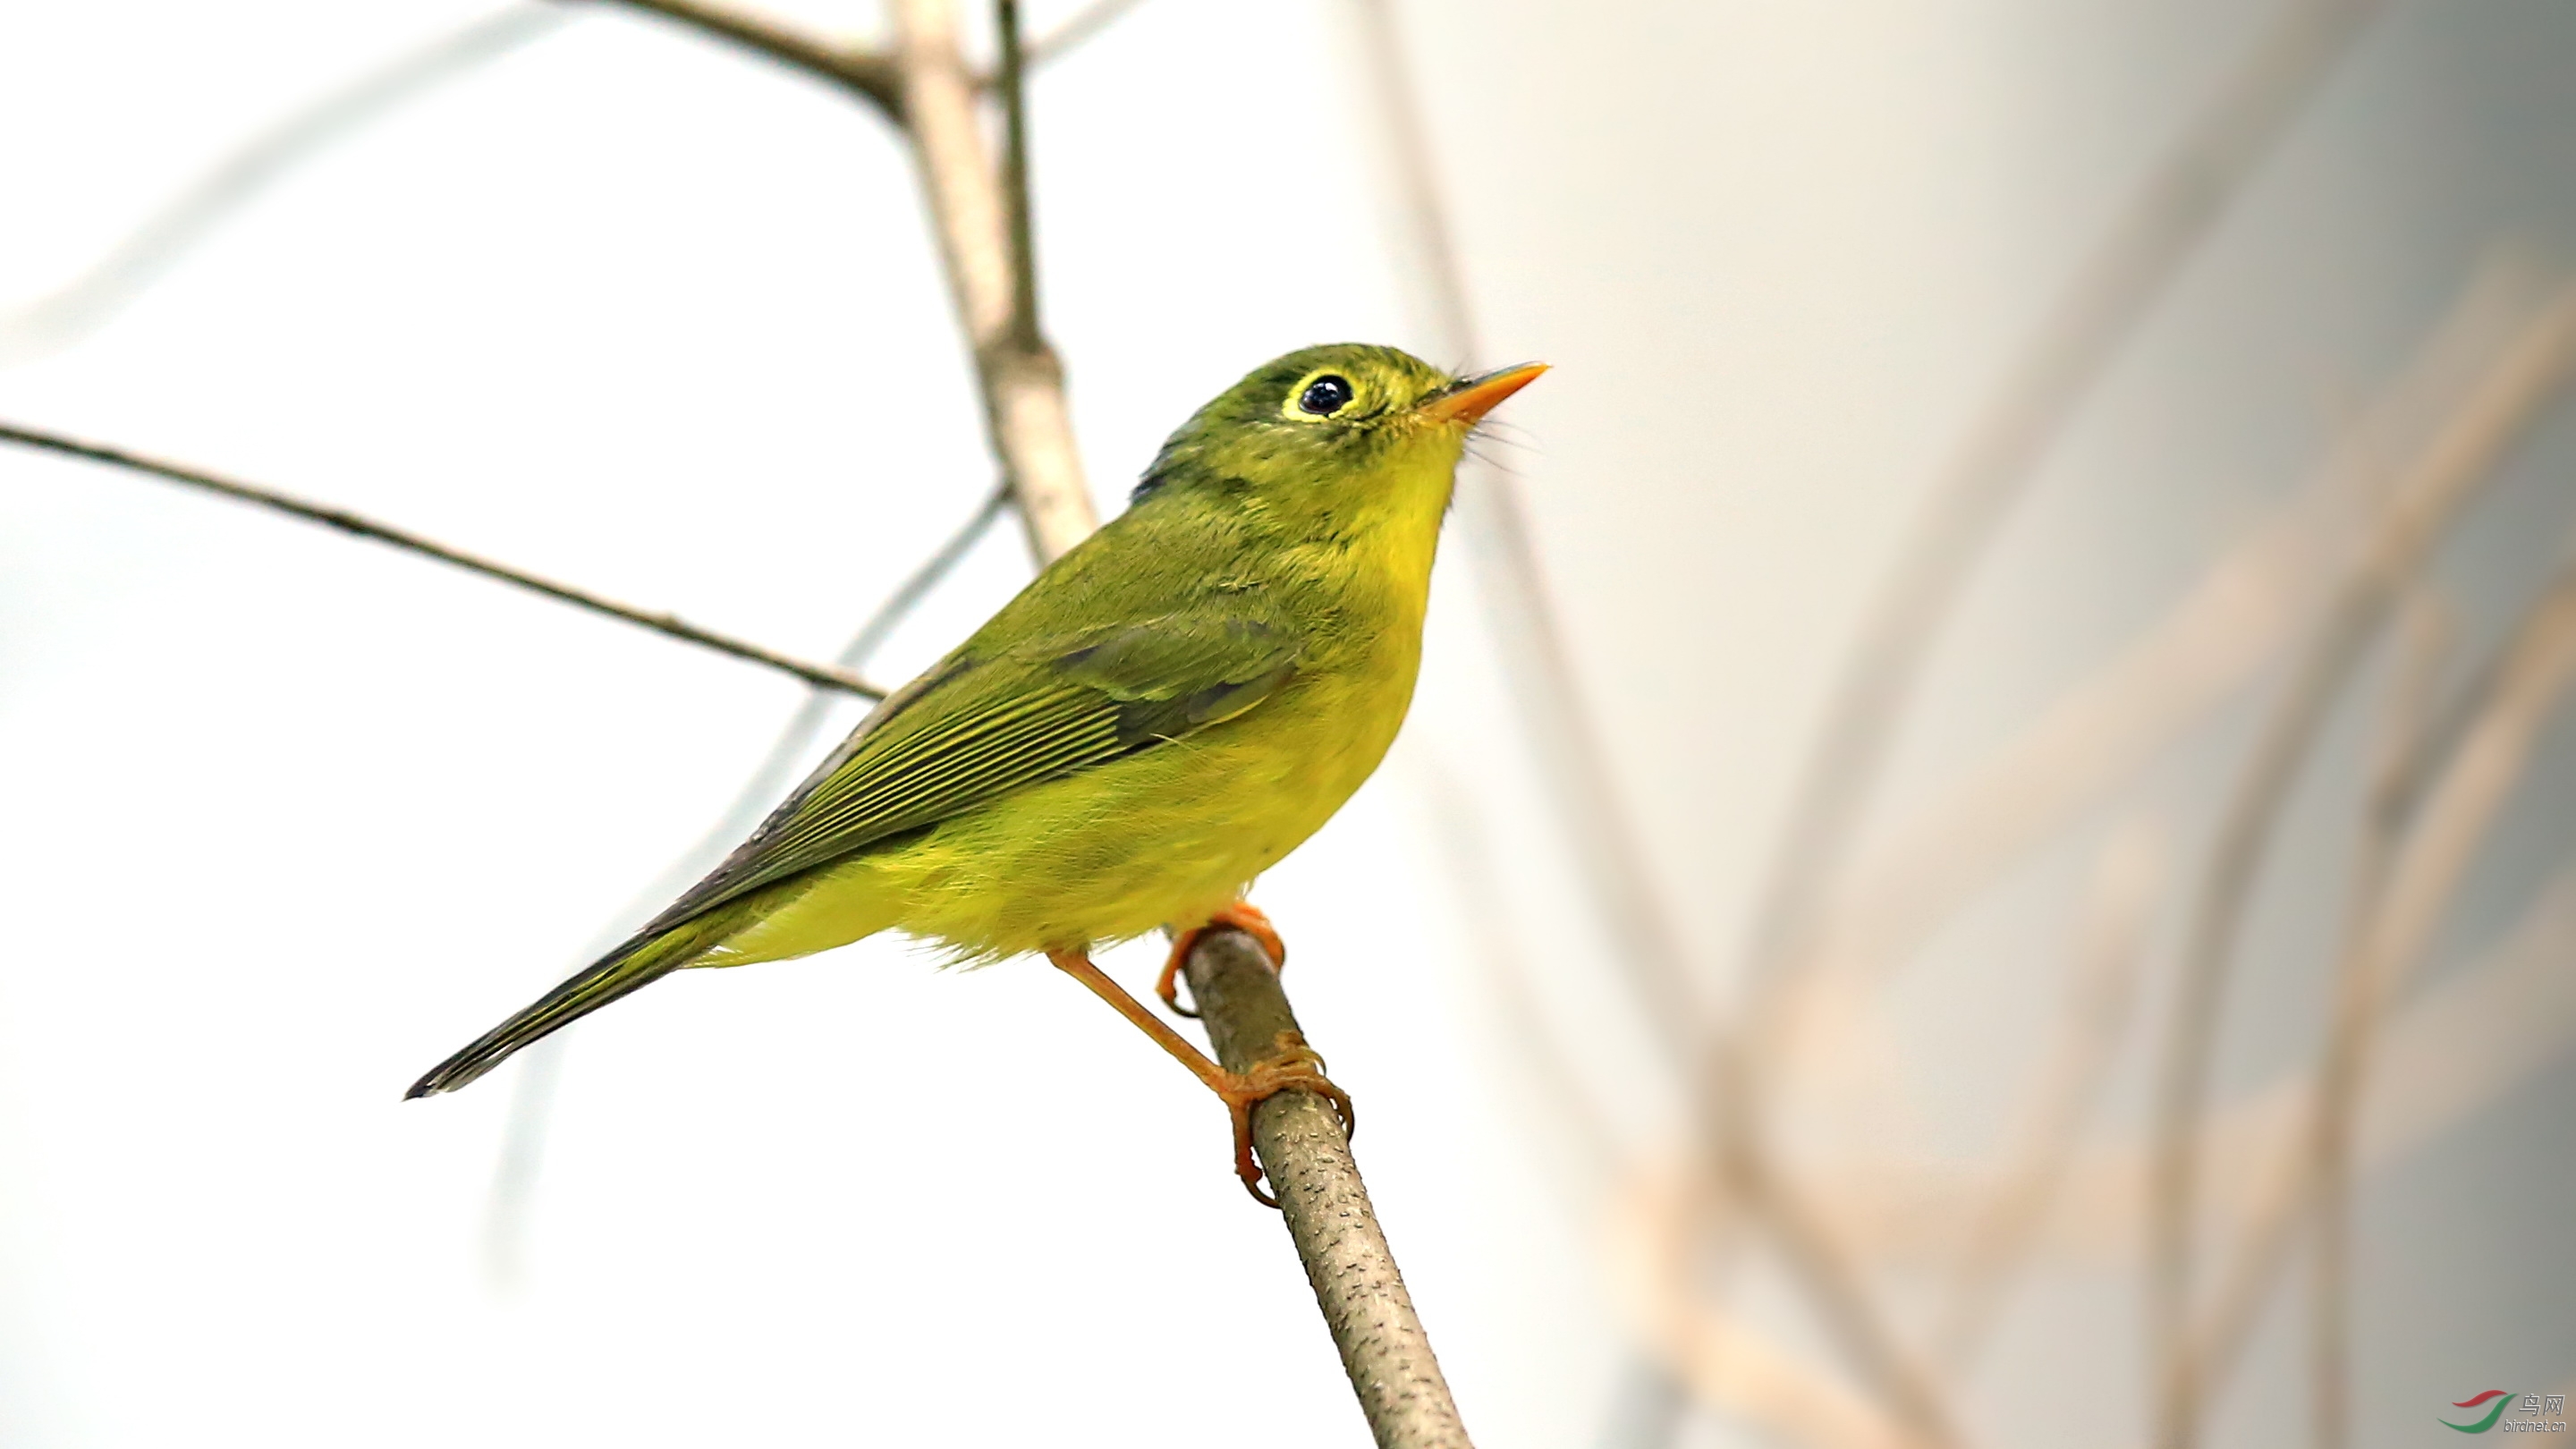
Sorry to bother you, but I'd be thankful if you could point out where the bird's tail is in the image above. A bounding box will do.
[404,910,740,1098]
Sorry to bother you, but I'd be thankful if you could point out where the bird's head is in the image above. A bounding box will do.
[1131,343,1544,536]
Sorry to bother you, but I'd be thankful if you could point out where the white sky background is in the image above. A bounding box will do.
[3,2,2572,1447]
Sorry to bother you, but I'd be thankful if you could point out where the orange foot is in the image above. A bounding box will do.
[1046,946,1357,1208]
[1215,1030,1356,1206]
[1156,900,1287,1019]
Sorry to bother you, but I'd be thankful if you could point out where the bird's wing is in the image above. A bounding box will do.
[403,607,1303,1098]
[639,608,1305,935]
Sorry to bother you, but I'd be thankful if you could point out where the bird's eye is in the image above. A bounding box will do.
[1297,375,1355,415]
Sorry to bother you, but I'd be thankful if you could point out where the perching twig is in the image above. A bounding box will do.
[0,419,885,699]
[1185,929,1475,1449]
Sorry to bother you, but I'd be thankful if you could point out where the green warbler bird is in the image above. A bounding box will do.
[408,343,1545,1202]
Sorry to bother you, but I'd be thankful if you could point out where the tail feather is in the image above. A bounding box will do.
[404,914,733,1097]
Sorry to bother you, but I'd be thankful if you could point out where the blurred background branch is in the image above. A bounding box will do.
[1730,0,2389,1025]
[2149,276,2576,1449]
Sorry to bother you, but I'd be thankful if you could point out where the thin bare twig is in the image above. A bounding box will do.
[0,5,572,367]
[2149,283,2576,1449]
[0,419,885,698]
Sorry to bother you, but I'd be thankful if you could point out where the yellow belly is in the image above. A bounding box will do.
[699,639,1419,968]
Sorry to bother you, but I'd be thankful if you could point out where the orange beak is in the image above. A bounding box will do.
[1419,361,1547,426]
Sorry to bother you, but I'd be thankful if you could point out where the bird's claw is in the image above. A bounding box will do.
[1216,1029,1355,1208]
[1156,900,1287,1019]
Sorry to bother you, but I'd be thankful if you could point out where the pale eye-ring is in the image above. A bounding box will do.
[1297,374,1354,415]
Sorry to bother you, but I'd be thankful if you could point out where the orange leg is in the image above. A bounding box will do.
[1155,900,1287,1018]
[1048,946,1352,1207]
